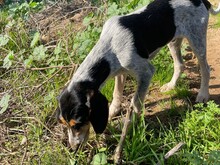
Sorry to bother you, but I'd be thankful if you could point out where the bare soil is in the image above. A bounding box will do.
[207,26,220,104]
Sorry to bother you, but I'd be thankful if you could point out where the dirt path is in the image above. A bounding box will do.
[207,26,220,104]
[204,0,220,105]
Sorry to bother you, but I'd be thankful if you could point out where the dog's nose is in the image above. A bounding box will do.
[69,142,80,151]
[67,128,82,150]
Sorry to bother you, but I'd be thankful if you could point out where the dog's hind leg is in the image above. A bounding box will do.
[160,38,184,92]
[109,74,127,120]
[187,35,210,103]
[131,61,155,114]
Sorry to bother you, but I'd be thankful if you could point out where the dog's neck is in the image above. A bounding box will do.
[68,57,111,93]
[68,71,109,98]
[72,81,100,93]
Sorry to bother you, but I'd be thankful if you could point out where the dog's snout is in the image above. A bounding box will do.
[67,124,90,150]
[67,128,81,149]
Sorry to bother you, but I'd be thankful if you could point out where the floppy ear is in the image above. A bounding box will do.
[89,90,109,134]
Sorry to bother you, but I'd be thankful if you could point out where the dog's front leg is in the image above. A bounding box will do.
[109,74,127,121]
[187,30,210,102]
[114,60,154,164]
[195,55,210,102]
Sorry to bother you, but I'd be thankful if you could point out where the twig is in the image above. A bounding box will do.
[11,116,56,137]
[20,134,28,165]
[29,65,74,71]
[23,68,63,99]
[164,142,185,159]
[156,142,185,165]
[36,68,61,88]
[2,65,74,72]
[114,108,133,164]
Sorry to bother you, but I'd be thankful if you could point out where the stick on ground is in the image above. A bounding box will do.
[114,108,133,164]
[157,142,185,165]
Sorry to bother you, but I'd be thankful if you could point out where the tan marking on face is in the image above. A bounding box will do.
[60,116,68,126]
[69,119,76,127]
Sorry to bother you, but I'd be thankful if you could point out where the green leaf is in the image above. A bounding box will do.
[3,51,14,69]
[31,32,40,48]
[91,153,107,165]
[29,1,38,8]
[99,147,107,152]
[54,42,61,55]
[83,16,92,26]
[0,93,11,114]
[0,34,9,46]
[24,55,33,68]
[33,45,47,61]
[107,2,119,16]
[127,0,140,9]
[69,159,77,165]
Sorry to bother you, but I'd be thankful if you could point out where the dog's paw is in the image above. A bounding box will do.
[196,93,210,103]
[109,103,121,121]
[160,83,175,92]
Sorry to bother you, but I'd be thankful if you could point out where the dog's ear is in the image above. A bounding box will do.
[89,90,109,134]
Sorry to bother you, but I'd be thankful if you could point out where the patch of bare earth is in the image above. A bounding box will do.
[207,26,220,104]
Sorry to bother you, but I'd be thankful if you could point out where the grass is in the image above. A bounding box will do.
[213,13,220,28]
[1,0,220,164]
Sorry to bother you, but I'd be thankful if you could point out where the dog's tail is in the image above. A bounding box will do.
[209,2,220,15]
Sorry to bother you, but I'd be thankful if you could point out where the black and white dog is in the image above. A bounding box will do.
[56,0,220,158]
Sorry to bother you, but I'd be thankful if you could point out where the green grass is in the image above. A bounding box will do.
[213,14,220,28]
[1,0,220,164]
[101,78,115,101]
[151,47,174,86]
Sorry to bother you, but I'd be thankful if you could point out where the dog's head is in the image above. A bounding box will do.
[56,87,109,150]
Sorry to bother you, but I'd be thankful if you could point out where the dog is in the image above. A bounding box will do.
[56,0,220,163]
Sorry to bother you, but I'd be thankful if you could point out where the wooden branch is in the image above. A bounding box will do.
[157,142,185,165]
[165,142,185,159]
[29,65,74,71]
[114,108,133,164]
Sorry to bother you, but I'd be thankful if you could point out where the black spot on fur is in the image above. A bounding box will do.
[189,0,211,10]
[202,0,211,10]
[189,0,201,7]
[119,0,176,58]
[89,58,110,89]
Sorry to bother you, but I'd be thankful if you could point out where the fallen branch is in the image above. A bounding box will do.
[11,116,56,137]
[2,65,76,71]
[34,67,62,89]
[157,142,185,165]
[114,108,133,164]
[29,65,74,71]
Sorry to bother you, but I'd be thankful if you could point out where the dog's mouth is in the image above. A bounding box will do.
[58,115,91,150]
[67,123,90,151]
